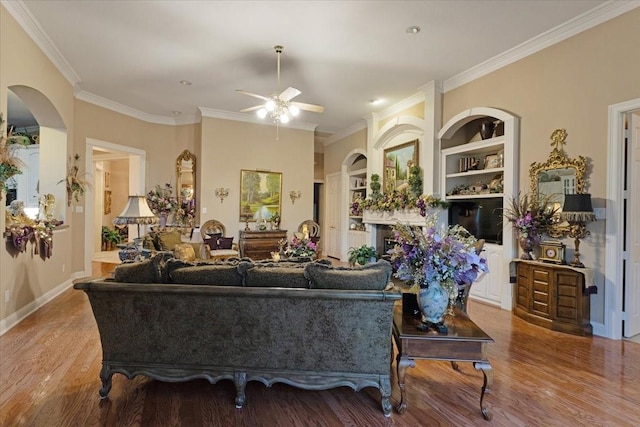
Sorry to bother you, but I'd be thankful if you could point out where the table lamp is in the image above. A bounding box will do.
[560,193,596,268]
[113,195,158,250]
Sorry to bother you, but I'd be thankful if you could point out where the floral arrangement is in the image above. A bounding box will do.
[60,153,92,206]
[0,113,23,196]
[504,192,559,238]
[174,189,196,226]
[352,189,448,217]
[389,214,488,297]
[285,235,317,258]
[147,183,178,215]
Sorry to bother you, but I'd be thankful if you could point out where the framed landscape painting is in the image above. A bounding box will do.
[239,170,282,222]
[383,140,418,193]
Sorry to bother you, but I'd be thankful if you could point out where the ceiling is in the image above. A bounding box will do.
[6,1,618,134]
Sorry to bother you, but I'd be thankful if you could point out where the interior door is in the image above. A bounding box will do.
[325,172,341,259]
[624,111,640,337]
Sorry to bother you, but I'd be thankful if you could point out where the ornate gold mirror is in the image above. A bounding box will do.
[176,149,196,206]
[529,129,587,237]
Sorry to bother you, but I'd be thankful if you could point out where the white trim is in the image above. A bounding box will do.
[323,121,367,146]
[443,1,640,92]
[199,107,318,132]
[605,98,640,340]
[1,0,81,86]
[0,275,83,336]
[75,90,199,126]
[85,138,146,274]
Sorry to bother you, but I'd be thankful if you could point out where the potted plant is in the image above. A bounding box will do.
[101,226,122,251]
[347,245,378,266]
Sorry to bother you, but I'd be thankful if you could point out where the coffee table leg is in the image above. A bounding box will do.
[474,362,493,420]
[396,355,416,414]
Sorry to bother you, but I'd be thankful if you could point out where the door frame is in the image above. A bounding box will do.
[84,139,146,274]
[605,98,640,339]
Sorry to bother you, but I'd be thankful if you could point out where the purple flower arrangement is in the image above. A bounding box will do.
[285,235,317,258]
[389,219,488,296]
[504,193,559,238]
[147,183,178,215]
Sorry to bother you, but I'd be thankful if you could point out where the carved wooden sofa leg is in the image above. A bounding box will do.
[380,377,392,417]
[99,364,112,399]
[234,372,247,409]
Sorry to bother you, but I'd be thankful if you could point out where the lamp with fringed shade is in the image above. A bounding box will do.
[113,195,158,249]
[559,194,596,268]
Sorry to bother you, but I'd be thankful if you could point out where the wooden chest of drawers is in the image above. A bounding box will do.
[513,261,593,336]
[239,230,287,261]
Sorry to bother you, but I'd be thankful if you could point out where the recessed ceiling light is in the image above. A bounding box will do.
[179,80,192,86]
[406,26,420,35]
[369,99,383,105]
[172,111,182,115]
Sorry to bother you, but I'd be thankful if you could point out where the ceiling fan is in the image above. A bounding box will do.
[237,45,324,126]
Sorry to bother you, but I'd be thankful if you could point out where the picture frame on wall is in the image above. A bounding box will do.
[383,140,418,193]
[239,170,282,222]
[104,190,112,214]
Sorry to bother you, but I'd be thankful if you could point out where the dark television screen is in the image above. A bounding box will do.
[448,198,503,244]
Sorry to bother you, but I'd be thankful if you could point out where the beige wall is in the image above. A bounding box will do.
[378,102,425,131]
[323,128,367,176]
[200,117,315,238]
[1,6,75,324]
[442,7,640,323]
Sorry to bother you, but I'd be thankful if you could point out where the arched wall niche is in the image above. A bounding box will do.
[7,85,67,220]
[370,115,426,194]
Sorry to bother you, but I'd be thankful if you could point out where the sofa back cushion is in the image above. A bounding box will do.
[244,262,309,288]
[304,259,392,291]
[113,252,171,283]
[168,260,252,286]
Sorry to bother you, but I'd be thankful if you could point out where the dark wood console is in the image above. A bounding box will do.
[513,260,596,336]
[239,230,287,261]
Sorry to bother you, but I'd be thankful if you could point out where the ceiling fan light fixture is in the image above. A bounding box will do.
[257,108,267,119]
[265,99,276,112]
[288,104,299,116]
[280,113,290,124]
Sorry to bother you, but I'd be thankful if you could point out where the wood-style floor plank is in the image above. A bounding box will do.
[1,261,639,426]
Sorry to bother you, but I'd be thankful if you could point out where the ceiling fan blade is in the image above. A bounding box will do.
[236,89,270,102]
[291,101,325,113]
[240,105,264,113]
[280,87,301,102]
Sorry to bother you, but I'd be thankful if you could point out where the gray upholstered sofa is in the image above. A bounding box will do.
[74,256,401,417]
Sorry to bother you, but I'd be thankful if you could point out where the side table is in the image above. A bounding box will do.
[392,304,494,420]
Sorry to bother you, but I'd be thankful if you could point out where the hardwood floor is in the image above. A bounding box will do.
[1,261,639,426]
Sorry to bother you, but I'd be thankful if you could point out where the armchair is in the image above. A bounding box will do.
[200,219,239,260]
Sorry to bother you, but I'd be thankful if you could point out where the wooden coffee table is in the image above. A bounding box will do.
[392,304,494,420]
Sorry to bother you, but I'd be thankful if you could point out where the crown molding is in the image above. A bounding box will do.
[323,120,367,146]
[75,90,198,125]
[443,1,640,92]
[199,107,318,132]
[1,0,81,86]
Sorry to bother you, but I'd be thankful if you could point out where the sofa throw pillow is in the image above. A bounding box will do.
[113,252,171,283]
[304,259,392,291]
[156,230,183,251]
[204,233,222,250]
[174,243,196,262]
[218,236,234,250]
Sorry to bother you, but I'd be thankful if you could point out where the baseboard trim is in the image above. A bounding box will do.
[0,270,88,336]
[591,321,606,338]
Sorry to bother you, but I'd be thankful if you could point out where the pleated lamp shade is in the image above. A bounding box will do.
[113,195,158,236]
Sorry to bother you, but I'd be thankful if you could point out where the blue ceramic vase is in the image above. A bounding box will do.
[417,282,449,324]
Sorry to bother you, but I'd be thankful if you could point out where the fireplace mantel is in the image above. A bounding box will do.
[362,209,447,227]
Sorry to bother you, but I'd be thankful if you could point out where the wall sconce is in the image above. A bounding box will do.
[560,193,596,268]
[215,188,229,203]
[290,190,301,204]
